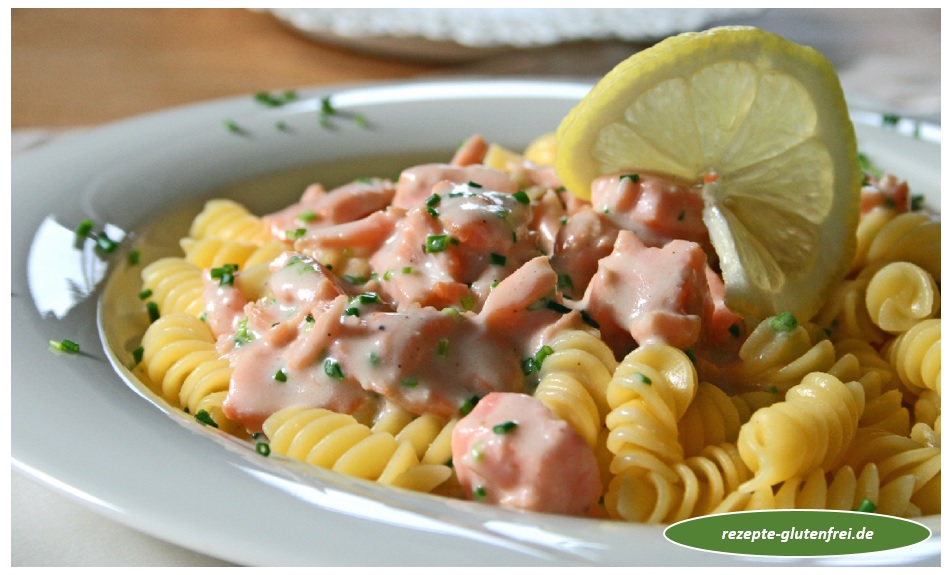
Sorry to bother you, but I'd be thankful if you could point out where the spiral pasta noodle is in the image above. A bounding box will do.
[842,426,940,515]
[724,314,838,394]
[181,236,287,271]
[605,344,698,481]
[885,318,941,397]
[533,328,617,449]
[863,211,940,280]
[138,312,245,435]
[814,274,885,344]
[714,463,919,517]
[261,406,452,493]
[864,261,940,334]
[604,443,750,523]
[189,199,274,245]
[677,382,742,458]
[737,372,865,492]
[140,257,206,318]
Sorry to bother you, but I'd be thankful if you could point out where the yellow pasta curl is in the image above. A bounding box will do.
[864,261,940,334]
[605,344,698,480]
[262,406,453,493]
[714,464,919,517]
[677,382,742,458]
[140,257,205,318]
[189,199,274,245]
[725,314,838,394]
[737,372,865,492]
[603,444,750,523]
[139,312,242,434]
[533,328,617,449]
[884,318,941,397]
[842,426,940,515]
[863,211,940,281]
[181,236,287,271]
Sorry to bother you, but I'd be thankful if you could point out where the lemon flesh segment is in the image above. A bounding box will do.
[555,26,861,323]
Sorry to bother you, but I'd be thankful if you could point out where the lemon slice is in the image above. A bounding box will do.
[555,26,862,323]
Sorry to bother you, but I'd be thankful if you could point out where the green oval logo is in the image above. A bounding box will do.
[664,510,931,557]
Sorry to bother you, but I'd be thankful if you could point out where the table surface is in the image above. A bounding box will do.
[10,7,941,567]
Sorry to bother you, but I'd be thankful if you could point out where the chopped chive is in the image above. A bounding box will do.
[728,323,741,338]
[344,306,360,317]
[855,498,877,513]
[95,232,118,253]
[459,294,475,311]
[358,292,380,304]
[369,351,380,366]
[324,358,345,380]
[522,357,540,375]
[770,312,798,333]
[425,234,451,253]
[224,119,246,134]
[127,250,141,265]
[620,173,641,183]
[50,338,80,353]
[512,190,530,204]
[342,274,367,285]
[146,301,160,323]
[256,442,271,457]
[210,263,239,287]
[401,377,419,388]
[132,346,144,366]
[298,209,317,223]
[489,253,507,266]
[634,372,652,385]
[274,369,287,382]
[426,206,439,218]
[473,485,488,500]
[437,338,449,357]
[767,385,779,394]
[234,317,253,346]
[492,421,518,435]
[535,345,554,365]
[194,409,219,428]
[426,193,442,207]
[401,266,414,275]
[545,300,571,314]
[459,395,480,415]
[467,181,483,189]
[285,228,307,240]
[75,219,94,238]
[138,289,153,300]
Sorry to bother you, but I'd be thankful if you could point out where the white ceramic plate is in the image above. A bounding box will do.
[11,79,941,567]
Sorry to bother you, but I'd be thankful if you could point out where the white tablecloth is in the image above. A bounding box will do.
[11,8,939,567]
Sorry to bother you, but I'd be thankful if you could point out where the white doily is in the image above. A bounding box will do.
[265,8,764,49]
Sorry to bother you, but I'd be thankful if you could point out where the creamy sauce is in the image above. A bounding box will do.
[193,148,748,513]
